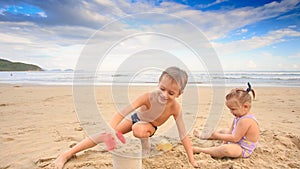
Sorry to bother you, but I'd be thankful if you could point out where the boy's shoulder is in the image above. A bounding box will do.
[168,100,181,114]
[138,92,151,100]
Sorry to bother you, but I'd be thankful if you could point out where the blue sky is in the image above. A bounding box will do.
[0,0,299,71]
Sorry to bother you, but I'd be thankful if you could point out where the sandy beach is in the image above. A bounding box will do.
[0,85,300,169]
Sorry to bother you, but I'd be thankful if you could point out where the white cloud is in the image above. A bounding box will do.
[0,32,32,44]
[252,51,299,70]
[241,29,248,33]
[167,0,299,40]
[0,0,299,71]
[213,28,300,55]
[38,12,47,17]
[247,60,257,69]
[195,0,228,9]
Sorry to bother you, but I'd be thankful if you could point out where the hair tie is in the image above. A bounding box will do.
[246,82,251,93]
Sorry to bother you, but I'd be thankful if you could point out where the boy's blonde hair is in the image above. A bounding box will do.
[159,66,188,93]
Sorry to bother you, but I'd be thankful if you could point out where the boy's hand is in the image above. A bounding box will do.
[101,132,116,151]
[190,160,200,168]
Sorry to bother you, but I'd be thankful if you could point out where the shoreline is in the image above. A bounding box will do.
[1,82,300,88]
[1,70,300,88]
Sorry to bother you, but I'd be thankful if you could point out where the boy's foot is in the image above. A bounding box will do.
[141,138,151,156]
[48,153,70,169]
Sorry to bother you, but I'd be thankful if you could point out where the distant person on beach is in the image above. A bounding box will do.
[51,66,200,168]
[193,83,259,159]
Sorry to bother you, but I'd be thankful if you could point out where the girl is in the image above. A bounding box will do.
[193,83,259,158]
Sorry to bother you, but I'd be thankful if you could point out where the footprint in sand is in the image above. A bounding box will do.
[74,127,83,131]
[281,119,294,124]
[0,136,14,142]
[288,162,300,168]
[274,133,300,150]
[35,157,56,168]
[0,103,12,107]
[287,134,300,150]
[0,165,10,169]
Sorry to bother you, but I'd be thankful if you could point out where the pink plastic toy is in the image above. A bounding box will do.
[116,131,126,144]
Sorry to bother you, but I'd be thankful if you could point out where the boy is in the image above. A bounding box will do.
[51,66,199,168]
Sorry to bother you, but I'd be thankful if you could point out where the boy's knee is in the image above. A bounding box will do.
[132,124,143,137]
[132,124,150,138]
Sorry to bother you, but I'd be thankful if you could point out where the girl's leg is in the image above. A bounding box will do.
[193,144,242,158]
[193,128,230,139]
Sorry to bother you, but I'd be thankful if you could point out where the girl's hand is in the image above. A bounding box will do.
[193,129,201,138]
[193,129,213,140]
[201,132,213,140]
[208,131,217,139]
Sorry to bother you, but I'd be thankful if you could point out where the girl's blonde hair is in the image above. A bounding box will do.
[226,82,255,106]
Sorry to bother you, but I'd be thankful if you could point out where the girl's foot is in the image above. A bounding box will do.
[193,147,203,154]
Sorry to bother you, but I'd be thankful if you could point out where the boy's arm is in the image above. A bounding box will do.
[109,112,125,129]
[181,135,199,167]
[174,111,199,168]
[109,92,149,129]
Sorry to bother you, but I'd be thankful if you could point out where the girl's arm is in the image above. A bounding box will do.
[211,118,250,142]
[228,120,234,134]
[222,120,234,143]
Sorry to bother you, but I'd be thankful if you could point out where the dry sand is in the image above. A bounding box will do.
[0,85,300,169]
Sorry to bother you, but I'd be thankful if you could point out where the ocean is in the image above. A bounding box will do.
[0,70,299,87]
